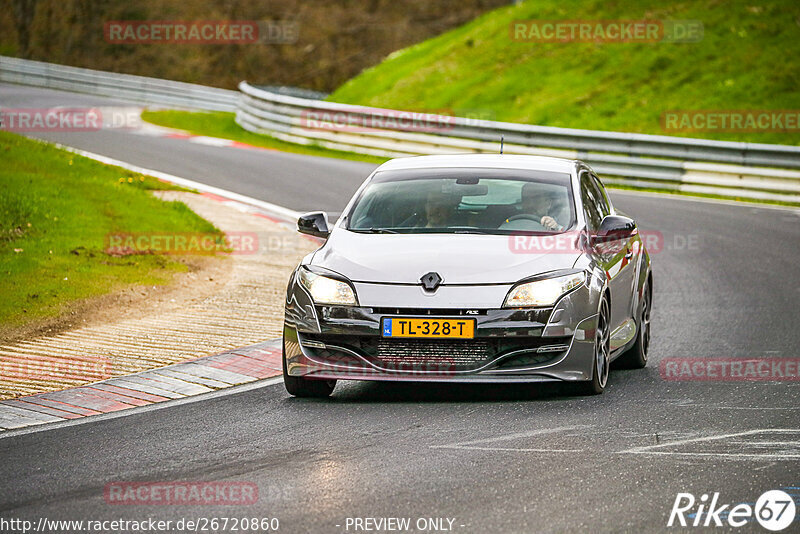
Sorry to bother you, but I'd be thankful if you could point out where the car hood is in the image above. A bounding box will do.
[311,229,582,285]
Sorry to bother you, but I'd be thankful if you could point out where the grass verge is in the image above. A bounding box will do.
[0,131,223,338]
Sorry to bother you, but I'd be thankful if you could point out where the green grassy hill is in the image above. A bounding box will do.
[329,0,800,145]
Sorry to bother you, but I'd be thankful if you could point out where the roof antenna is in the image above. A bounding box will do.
[500,135,504,155]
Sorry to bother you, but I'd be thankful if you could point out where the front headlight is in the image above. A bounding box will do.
[503,272,585,308]
[297,267,358,306]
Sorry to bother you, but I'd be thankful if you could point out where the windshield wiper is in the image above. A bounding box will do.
[449,227,495,234]
[350,227,399,234]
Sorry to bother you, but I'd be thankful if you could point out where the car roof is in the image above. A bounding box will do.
[375,154,581,174]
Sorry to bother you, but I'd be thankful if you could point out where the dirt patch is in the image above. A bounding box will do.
[0,254,232,345]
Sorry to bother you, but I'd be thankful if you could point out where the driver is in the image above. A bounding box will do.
[421,190,460,228]
[517,183,564,231]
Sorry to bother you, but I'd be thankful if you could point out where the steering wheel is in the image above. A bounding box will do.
[500,214,546,231]
[507,214,542,222]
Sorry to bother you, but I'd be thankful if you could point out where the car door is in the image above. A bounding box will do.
[580,172,636,337]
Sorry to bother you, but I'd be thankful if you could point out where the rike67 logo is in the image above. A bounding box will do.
[668,490,796,531]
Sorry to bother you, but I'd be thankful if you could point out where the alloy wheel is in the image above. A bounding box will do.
[595,298,610,388]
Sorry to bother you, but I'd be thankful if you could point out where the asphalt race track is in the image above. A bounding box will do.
[1,84,799,533]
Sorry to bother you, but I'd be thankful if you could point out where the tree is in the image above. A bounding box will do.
[12,0,38,58]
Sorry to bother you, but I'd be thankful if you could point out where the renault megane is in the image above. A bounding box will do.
[282,154,652,397]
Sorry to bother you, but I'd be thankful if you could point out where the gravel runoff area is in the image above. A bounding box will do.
[0,191,318,400]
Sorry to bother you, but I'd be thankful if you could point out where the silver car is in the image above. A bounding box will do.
[282,155,652,397]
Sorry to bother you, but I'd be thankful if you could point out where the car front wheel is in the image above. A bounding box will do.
[579,295,610,395]
[282,339,336,398]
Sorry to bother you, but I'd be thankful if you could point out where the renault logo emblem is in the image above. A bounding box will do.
[420,272,442,291]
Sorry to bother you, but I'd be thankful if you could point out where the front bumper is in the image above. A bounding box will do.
[283,280,601,383]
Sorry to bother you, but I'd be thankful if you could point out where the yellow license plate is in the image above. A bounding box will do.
[381,318,475,339]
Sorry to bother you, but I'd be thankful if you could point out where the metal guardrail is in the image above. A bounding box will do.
[1,56,797,203]
[0,56,237,112]
[236,81,800,203]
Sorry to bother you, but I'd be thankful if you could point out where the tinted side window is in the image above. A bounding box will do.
[580,173,603,230]
[590,174,611,217]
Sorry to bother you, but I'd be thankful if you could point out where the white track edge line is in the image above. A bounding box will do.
[48,141,302,221]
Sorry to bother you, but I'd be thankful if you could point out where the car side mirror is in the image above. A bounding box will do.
[297,211,330,239]
[591,215,637,245]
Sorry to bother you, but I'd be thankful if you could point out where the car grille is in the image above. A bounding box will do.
[373,339,491,369]
[302,334,571,372]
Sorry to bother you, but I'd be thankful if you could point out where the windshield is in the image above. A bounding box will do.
[345,167,576,234]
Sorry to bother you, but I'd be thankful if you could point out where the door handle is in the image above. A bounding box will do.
[624,249,633,260]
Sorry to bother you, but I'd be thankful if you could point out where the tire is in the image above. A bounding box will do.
[579,295,610,395]
[616,282,651,370]
[282,338,336,398]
